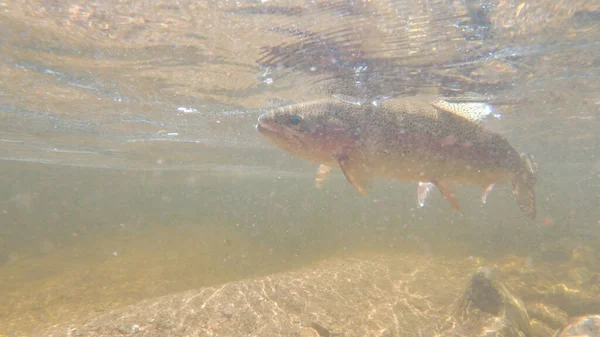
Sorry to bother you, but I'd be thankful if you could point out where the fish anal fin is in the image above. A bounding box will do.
[315,164,332,189]
[337,156,372,195]
[417,182,435,208]
[431,179,462,214]
[482,184,495,204]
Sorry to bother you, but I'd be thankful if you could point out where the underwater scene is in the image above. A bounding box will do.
[0,1,599,336]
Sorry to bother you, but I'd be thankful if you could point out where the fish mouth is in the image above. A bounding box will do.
[256,120,281,136]
[256,113,278,134]
[256,113,294,138]
[256,113,307,148]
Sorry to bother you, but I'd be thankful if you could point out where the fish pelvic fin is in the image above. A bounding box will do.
[417,182,435,207]
[482,184,495,204]
[511,153,538,219]
[433,180,462,215]
[337,156,373,195]
[422,179,462,215]
[315,164,332,189]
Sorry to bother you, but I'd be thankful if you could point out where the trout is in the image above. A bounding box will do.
[256,96,537,219]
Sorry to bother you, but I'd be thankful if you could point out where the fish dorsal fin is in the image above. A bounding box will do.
[332,94,365,106]
[332,94,391,107]
[431,99,495,125]
[379,98,440,120]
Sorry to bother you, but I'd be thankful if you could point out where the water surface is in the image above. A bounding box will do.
[1,0,599,335]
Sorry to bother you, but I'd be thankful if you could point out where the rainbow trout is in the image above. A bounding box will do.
[256,96,537,219]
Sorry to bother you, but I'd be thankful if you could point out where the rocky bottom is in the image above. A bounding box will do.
[38,253,600,337]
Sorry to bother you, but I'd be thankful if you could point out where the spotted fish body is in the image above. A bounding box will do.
[256,96,537,219]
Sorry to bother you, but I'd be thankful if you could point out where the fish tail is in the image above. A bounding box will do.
[511,153,538,219]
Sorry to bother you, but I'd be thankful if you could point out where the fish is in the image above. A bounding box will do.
[256,95,537,219]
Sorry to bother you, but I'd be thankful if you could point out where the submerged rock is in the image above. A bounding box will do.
[526,302,569,330]
[439,267,533,337]
[553,315,600,337]
[37,256,466,337]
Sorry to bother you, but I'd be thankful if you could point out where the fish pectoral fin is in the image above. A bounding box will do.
[482,184,495,204]
[431,180,462,214]
[337,156,373,195]
[417,182,435,207]
[315,164,333,189]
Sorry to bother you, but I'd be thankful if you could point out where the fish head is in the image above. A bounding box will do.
[256,101,358,163]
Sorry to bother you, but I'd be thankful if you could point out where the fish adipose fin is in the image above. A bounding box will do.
[337,156,373,195]
[418,180,462,215]
[512,153,538,219]
[315,164,332,189]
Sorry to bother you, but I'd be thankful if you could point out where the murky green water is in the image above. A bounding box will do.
[1,1,599,336]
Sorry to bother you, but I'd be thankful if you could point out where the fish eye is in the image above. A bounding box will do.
[289,115,302,125]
